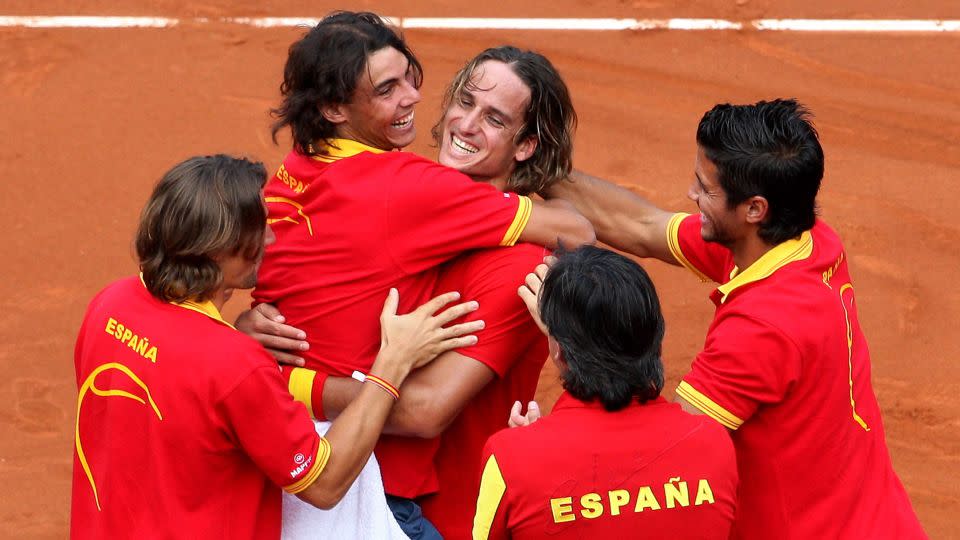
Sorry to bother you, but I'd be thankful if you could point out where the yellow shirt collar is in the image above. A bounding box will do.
[716,231,814,304]
[311,138,387,162]
[139,273,236,329]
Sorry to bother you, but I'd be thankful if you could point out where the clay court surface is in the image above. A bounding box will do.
[1,1,958,537]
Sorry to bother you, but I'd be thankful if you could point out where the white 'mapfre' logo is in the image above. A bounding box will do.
[290,453,313,478]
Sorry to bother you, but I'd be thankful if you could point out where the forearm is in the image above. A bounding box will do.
[322,374,458,438]
[544,170,675,261]
[302,379,396,508]
[533,198,597,248]
[298,349,417,507]
[321,351,495,438]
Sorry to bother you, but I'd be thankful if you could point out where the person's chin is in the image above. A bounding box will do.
[439,149,474,171]
[389,128,416,149]
[699,226,715,243]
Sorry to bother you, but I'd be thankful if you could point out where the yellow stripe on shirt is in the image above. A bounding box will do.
[284,437,331,494]
[676,381,744,430]
[287,368,316,417]
[666,213,712,283]
[473,454,507,540]
[500,195,532,246]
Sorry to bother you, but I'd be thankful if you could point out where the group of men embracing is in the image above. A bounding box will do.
[71,10,926,540]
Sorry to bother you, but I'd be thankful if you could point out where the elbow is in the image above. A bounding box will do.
[304,481,350,510]
[393,399,453,438]
[313,497,338,511]
[563,216,596,248]
[399,411,449,439]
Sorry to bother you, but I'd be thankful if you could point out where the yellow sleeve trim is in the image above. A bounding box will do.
[500,195,532,247]
[666,213,712,283]
[473,454,507,540]
[284,437,331,494]
[676,381,744,430]
[287,368,316,417]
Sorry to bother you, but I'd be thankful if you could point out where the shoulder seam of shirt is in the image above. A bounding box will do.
[214,362,282,406]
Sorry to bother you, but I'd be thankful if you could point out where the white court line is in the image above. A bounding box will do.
[753,19,960,32]
[0,16,177,28]
[1,16,959,32]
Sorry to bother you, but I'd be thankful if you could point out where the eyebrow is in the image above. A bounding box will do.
[694,171,708,191]
[371,59,411,93]
[461,88,513,123]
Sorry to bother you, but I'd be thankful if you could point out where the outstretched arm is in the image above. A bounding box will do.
[544,170,677,264]
[518,197,596,249]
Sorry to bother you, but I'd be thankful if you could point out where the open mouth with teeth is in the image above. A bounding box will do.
[451,134,479,154]
[391,111,414,128]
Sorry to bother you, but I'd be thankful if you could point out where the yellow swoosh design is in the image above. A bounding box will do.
[75,362,163,511]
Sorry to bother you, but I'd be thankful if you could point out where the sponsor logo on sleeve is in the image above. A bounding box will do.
[290,452,313,478]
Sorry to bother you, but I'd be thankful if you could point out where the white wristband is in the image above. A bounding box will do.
[351,370,366,383]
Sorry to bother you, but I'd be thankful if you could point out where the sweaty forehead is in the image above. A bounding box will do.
[467,60,531,118]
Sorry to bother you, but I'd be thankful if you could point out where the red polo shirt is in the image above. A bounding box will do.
[418,243,549,539]
[72,277,326,539]
[669,213,926,539]
[253,140,532,498]
[474,393,737,539]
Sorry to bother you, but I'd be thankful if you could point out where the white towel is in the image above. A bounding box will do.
[282,420,410,540]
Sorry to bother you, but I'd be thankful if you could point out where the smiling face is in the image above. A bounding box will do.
[688,146,742,246]
[436,60,537,187]
[330,46,422,150]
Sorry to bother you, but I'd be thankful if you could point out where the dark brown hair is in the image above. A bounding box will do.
[540,246,665,411]
[135,155,267,302]
[270,11,423,156]
[697,98,823,244]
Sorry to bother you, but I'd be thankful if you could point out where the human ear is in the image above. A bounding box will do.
[745,196,769,225]
[514,136,538,163]
[320,103,348,125]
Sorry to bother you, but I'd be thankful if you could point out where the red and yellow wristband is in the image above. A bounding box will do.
[352,371,400,400]
[283,367,329,421]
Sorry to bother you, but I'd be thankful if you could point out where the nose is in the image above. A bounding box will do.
[400,80,422,107]
[687,182,699,203]
[460,108,481,134]
[263,224,276,247]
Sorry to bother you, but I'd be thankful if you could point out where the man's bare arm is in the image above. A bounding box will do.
[519,198,596,249]
[323,350,497,438]
[239,303,498,438]
[544,170,677,264]
[674,394,707,417]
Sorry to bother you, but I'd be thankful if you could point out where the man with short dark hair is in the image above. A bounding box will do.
[71,154,479,538]
[474,245,737,539]
[544,99,926,538]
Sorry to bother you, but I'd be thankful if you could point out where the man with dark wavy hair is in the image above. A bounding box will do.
[70,154,478,539]
[245,14,590,536]
[474,246,737,539]
[543,99,925,538]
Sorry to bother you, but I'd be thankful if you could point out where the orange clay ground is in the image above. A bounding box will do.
[1,1,958,537]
